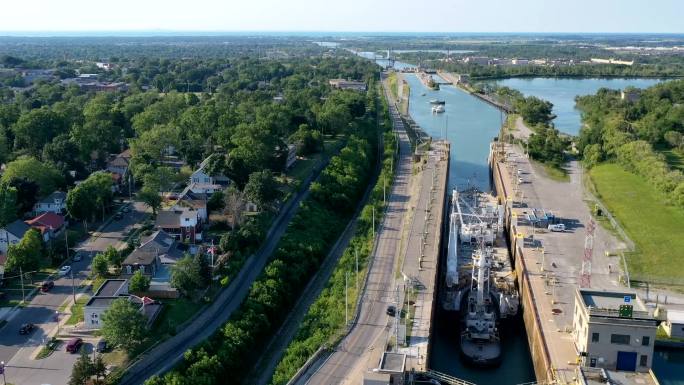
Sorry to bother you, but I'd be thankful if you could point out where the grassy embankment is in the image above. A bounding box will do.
[590,163,684,283]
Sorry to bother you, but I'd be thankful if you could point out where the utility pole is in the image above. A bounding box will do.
[372,207,375,235]
[71,270,76,304]
[355,248,359,293]
[383,175,386,204]
[345,272,349,326]
[64,229,69,261]
[19,267,25,303]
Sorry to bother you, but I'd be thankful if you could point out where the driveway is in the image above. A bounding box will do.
[0,201,148,385]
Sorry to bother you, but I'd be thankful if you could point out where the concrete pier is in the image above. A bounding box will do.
[399,140,450,372]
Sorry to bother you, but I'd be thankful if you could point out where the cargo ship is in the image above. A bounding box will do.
[442,187,519,366]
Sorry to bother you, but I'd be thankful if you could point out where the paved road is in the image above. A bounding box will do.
[301,99,413,384]
[251,105,388,385]
[118,159,331,385]
[1,201,148,385]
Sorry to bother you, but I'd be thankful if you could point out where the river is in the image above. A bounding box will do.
[492,77,664,135]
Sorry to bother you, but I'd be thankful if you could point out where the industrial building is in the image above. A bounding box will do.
[573,289,658,372]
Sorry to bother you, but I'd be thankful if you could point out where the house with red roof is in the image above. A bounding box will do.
[25,212,66,243]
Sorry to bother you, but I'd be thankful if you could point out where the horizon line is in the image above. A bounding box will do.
[1,30,684,37]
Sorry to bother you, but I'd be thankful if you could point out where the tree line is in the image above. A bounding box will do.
[144,88,381,384]
[577,79,684,206]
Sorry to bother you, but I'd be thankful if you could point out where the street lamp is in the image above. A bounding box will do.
[0,360,6,385]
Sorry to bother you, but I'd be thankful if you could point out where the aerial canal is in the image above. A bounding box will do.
[402,71,536,384]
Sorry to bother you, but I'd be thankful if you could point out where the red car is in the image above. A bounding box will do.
[66,337,83,353]
[41,281,54,292]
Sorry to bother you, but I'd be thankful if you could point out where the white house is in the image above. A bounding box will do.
[188,155,231,195]
[33,191,67,215]
[83,279,129,329]
[0,220,30,254]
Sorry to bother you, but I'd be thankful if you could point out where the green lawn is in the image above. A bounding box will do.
[151,298,205,338]
[66,296,90,325]
[590,163,684,282]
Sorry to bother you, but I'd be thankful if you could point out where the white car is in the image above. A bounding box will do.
[548,223,566,232]
[59,265,72,276]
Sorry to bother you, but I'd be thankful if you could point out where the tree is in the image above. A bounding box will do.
[1,156,63,197]
[170,254,204,296]
[92,253,109,278]
[12,107,66,156]
[92,354,107,384]
[6,229,43,273]
[102,245,123,267]
[7,178,39,215]
[137,188,162,215]
[69,349,92,385]
[66,171,113,222]
[223,186,246,228]
[101,298,147,353]
[0,184,17,227]
[244,170,281,211]
[129,269,151,293]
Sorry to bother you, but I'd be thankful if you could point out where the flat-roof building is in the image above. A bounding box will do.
[573,289,658,372]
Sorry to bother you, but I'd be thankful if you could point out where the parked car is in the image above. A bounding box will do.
[122,206,131,213]
[41,281,55,292]
[96,339,108,353]
[548,223,566,232]
[19,323,35,335]
[66,337,83,353]
[59,265,72,276]
[72,253,82,262]
[386,305,396,317]
[114,212,123,220]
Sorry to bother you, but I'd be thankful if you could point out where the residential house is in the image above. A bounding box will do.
[174,188,208,221]
[121,230,189,297]
[188,155,231,194]
[155,206,203,243]
[121,230,186,277]
[25,212,66,243]
[0,220,30,254]
[106,149,132,185]
[83,278,162,329]
[33,191,67,215]
[83,278,129,329]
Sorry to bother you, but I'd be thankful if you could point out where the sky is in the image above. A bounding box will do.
[0,0,682,34]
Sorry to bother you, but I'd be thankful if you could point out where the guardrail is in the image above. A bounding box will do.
[425,369,476,385]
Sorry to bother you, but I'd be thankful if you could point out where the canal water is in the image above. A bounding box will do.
[492,77,663,135]
[403,71,536,384]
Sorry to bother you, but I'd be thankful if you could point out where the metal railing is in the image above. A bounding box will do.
[425,369,476,385]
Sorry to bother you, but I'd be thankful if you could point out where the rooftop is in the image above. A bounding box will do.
[378,352,405,373]
[666,309,684,324]
[85,296,121,308]
[94,279,128,297]
[580,289,647,312]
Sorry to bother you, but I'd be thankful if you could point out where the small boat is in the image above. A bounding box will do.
[421,93,426,96]
[429,99,446,105]
[432,105,445,113]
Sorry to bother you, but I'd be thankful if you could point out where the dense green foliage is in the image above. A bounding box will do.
[577,80,684,207]
[270,100,396,384]
[145,86,381,385]
[101,298,148,353]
